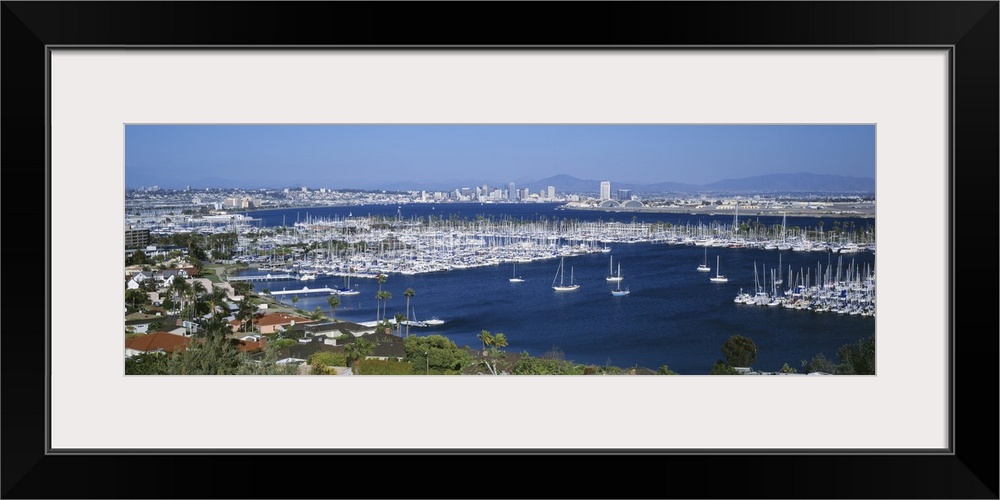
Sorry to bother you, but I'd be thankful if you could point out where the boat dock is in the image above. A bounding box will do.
[267,286,338,296]
[228,274,294,282]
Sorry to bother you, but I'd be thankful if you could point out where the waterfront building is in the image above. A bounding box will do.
[508,182,517,201]
[618,189,631,201]
[600,181,611,201]
[125,227,150,249]
[547,186,555,200]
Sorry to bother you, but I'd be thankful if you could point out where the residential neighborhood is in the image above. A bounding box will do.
[124,248,498,376]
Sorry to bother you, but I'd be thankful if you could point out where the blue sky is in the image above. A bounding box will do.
[125,124,875,189]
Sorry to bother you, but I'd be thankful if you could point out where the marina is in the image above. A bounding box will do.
[220,206,876,374]
[198,204,875,283]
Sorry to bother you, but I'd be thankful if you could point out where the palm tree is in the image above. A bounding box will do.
[207,287,229,319]
[403,288,415,337]
[237,296,256,333]
[344,337,375,368]
[191,280,208,299]
[394,312,406,336]
[310,306,325,321]
[200,314,230,341]
[170,277,192,316]
[477,330,494,354]
[492,332,508,352]
[189,280,208,320]
[374,273,387,321]
[327,294,340,321]
[377,291,392,321]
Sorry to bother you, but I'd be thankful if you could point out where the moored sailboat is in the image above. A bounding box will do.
[709,255,729,283]
[697,247,711,272]
[509,262,525,283]
[552,256,580,291]
[605,255,623,282]
[611,264,630,296]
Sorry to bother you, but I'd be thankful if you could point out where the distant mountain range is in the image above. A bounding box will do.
[127,172,875,194]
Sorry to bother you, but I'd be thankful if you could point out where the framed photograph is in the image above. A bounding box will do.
[4,2,996,498]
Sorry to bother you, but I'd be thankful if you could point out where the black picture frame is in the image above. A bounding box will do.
[3,2,997,498]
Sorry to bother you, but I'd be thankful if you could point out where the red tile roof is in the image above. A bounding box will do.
[125,332,190,353]
[235,337,267,353]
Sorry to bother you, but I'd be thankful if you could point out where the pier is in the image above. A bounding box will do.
[266,286,338,296]
[227,274,293,282]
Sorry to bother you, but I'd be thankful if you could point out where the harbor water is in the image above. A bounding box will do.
[235,204,876,374]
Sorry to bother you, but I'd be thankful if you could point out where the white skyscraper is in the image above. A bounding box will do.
[600,181,611,201]
[547,186,555,200]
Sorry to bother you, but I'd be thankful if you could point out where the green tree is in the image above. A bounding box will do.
[271,338,297,348]
[344,337,376,367]
[492,332,508,351]
[125,352,169,375]
[327,295,340,320]
[125,288,150,309]
[721,334,758,368]
[166,336,244,375]
[477,330,494,352]
[512,352,583,375]
[352,358,415,375]
[191,279,208,300]
[291,295,299,307]
[779,362,798,374]
[207,287,229,319]
[403,335,472,374]
[394,312,406,335]
[310,306,325,321]
[309,351,348,374]
[835,334,876,375]
[198,315,232,341]
[658,365,677,375]
[476,330,508,375]
[374,273,387,321]
[231,281,254,297]
[801,353,838,374]
[170,277,192,316]
[376,290,391,322]
[161,295,177,313]
[127,249,149,265]
[403,288,415,337]
[709,360,739,375]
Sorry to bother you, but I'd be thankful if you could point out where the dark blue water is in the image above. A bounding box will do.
[237,210,875,374]
[242,202,876,234]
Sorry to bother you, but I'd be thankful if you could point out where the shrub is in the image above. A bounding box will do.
[352,359,415,375]
[309,351,347,367]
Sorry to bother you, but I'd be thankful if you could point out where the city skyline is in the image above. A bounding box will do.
[126,124,876,190]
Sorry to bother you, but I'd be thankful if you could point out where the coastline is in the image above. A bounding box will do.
[555,204,876,219]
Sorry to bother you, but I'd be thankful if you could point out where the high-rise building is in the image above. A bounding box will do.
[600,181,611,200]
[547,186,555,200]
[125,227,151,249]
[508,182,517,201]
[618,189,631,201]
